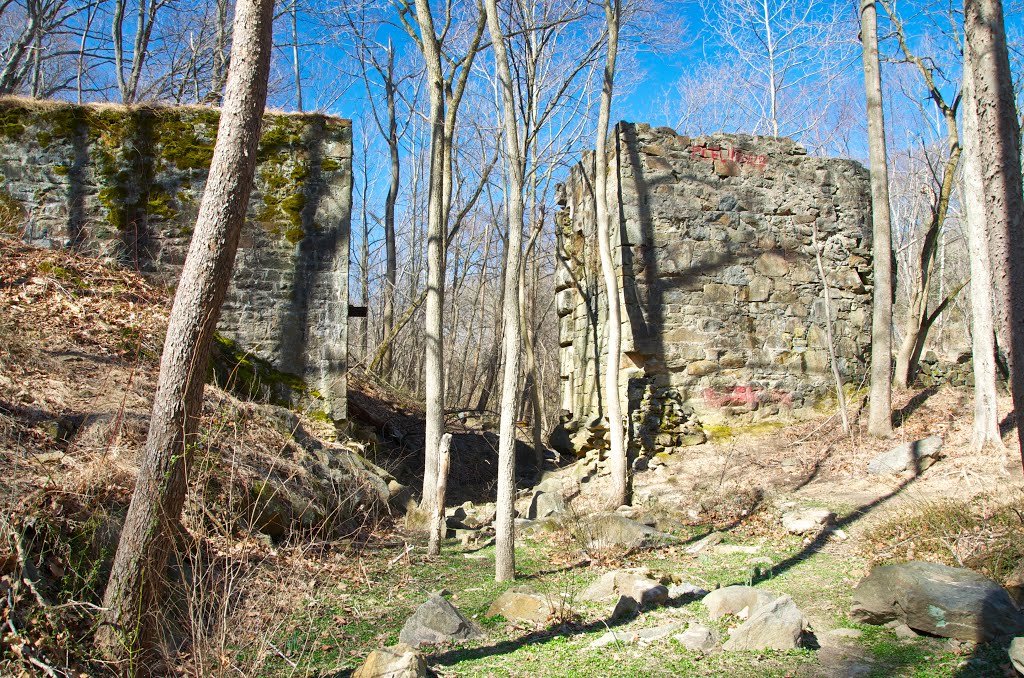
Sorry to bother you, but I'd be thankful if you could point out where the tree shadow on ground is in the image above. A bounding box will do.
[892,385,939,428]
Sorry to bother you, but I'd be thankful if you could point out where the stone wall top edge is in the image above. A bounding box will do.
[0,96,352,127]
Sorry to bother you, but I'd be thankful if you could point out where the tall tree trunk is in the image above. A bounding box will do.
[860,0,893,437]
[595,0,626,508]
[291,0,302,111]
[486,0,527,582]
[964,0,1024,471]
[382,44,400,377]
[962,55,1004,452]
[412,0,448,552]
[96,0,274,662]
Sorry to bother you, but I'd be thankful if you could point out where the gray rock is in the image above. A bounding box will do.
[582,513,669,550]
[851,561,1024,641]
[528,491,566,519]
[486,586,552,624]
[867,436,943,474]
[352,643,427,678]
[399,594,482,648]
[723,594,808,651]
[781,508,835,534]
[1009,637,1024,674]
[892,622,919,640]
[582,569,669,607]
[685,531,724,555]
[611,594,639,620]
[668,582,710,599]
[827,628,863,640]
[638,623,683,643]
[674,624,719,652]
[590,630,640,648]
[702,586,777,620]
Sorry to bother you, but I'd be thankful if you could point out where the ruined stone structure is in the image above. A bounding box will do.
[555,122,873,454]
[0,99,352,418]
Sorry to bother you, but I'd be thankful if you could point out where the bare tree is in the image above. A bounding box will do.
[962,54,1003,452]
[699,0,855,138]
[594,0,626,508]
[97,0,275,662]
[112,0,171,103]
[964,0,1024,471]
[860,0,893,437]
[880,0,967,389]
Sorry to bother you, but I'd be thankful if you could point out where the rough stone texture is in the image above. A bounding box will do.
[582,569,669,607]
[0,99,352,418]
[850,561,1024,641]
[528,491,566,519]
[485,586,552,624]
[399,594,482,648]
[1009,637,1024,674]
[782,508,835,534]
[867,436,943,474]
[352,643,427,678]
[722,594,809,651]
[555,124,872,449]
[702,586,778,620]
[674,624,719,652]
[581,512,667,550]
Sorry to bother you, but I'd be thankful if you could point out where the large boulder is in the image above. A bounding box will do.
[486,586,552,624]
[528,491,566,519]
[581,569,669,607]
[702,586,777,620]
[723,595,809,651]
[850,561,1023,642]
[399,594,483,648]
[352,644,427,678]
[867,436,942,474]
[581,513,669,550]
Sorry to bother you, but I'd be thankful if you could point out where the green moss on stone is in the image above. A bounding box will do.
[210,333,322,410]
[52,165,70,176]
[284,226,304,245]
[0,107,26,139]
[320,157,341,173]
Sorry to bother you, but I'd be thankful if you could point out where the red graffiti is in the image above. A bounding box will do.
[690,145,767,169]
[702,385,792,408]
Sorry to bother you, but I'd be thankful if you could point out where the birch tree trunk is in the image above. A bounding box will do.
[962,52,1004,452]
[97,0,274,662]
[964,0,1024,471]
[485,0,527,582]
[595,0,627,508]
[859,0,893,437]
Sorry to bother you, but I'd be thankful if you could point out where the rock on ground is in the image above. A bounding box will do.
[1009,637,1024,675]
[528,490,566,519]
[352,643,427,678]
[674,624,719,652]
[781,508,835,534]
[399,594,483,648]
[866,436,943,474]
[581,513,668,550]
[850,561,1024,642]
[582,569,669,607]
[722,594,809,651]
[486,586,552,624]
[702,586,777,620]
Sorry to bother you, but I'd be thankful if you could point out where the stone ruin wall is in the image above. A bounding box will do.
[0,99,352,419]
[555,122,873,455]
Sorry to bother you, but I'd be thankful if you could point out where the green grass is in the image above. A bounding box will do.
[235,516,1009,678]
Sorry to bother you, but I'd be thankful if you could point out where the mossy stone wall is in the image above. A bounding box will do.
[555,122,873,451]
[0,98,352,419]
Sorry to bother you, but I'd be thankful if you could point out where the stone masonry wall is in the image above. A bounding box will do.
[0,99,352,419]
[555,122,872,455]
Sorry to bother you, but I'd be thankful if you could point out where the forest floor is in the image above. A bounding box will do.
[1,236,1023,677]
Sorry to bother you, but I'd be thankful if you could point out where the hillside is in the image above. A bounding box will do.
[2,237,1023,677]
